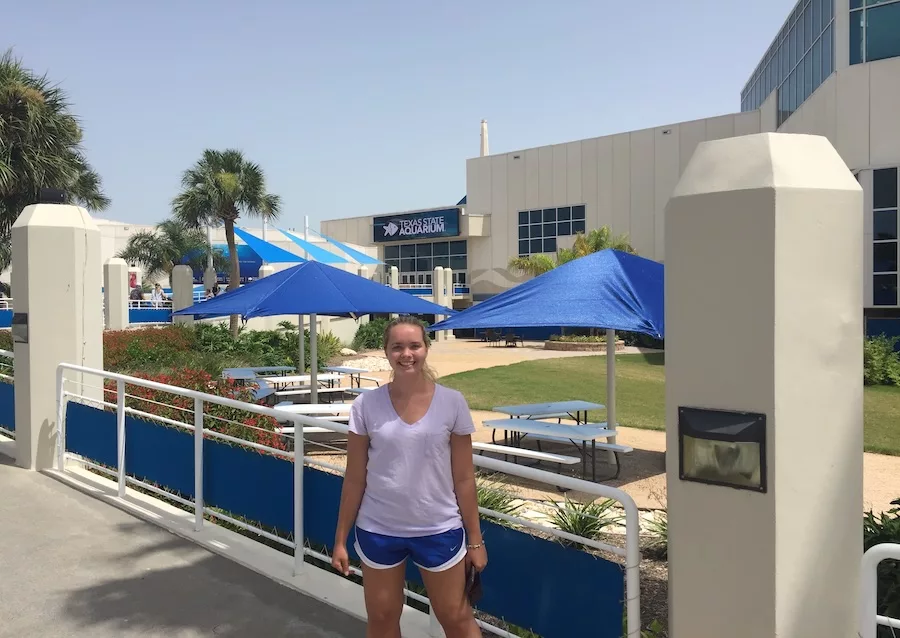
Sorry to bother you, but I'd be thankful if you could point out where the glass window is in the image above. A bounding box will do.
[433,255,449,268]
[543,238,557,253]
[385,258,399,270]
[804,52,813,96]
[449,255,467,271]
[530,239,543,254]
[416,243,432,256]
[558,221,572,236]
[874,210,898,240]
[518,240,529,256]
[543,208,556,222]
[804,7,813,50]
[530,210,542,224]
[384,245,399,259]
[797,60,806,103]
[867,2,900,62]
[449,240,467,255]
[433,241,449,256]
[416,258,430,272]
[558,206,571,221]
[823,24,833,76]
[851,0,863,7]
[874,168,899,209]
[573,220,586,234]
[530,223,543,238]
[874,274,898,306]
[518,211,529,225]
[874,242,898,273]
[572,205,586,220]
[543,222,556,237]
[850,9,865,64]
[812,39,823,87]
[518,225,529,239]
[401,258,415,272]
[812,0,821,33]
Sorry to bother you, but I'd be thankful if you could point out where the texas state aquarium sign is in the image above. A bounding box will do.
[373,208,461,242]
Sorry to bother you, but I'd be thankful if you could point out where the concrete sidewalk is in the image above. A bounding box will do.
[0,452,365,638]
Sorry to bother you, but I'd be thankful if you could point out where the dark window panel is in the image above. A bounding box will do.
[519,225,529,239]
[543,222,557,237]
[530,239,543,254]
[874,168,899,209]
[518,240,529,256]
[518,211,529,225]
[558,206,571,220]
[433,241,449,256]
[384,245,400,259]
[543,237,557,253]
[416,243,432,257]
[449,240,467,255]
[874,273,898,306]
[874,241,898,273]
[558,221,572,236]
[530,210,542,224]
[572,205,586,220]
[543,208,557,222]
[400,244,416,258]
[867,3,900,63]
[573,220,586,234]
[531,224,543,238]
[874,210,898,241]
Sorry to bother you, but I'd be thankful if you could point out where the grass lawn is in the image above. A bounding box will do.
[440,353,900,456]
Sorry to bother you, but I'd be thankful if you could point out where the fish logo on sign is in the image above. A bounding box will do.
[383,221,399,237]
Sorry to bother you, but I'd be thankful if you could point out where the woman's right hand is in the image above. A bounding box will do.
[332,542,350,576]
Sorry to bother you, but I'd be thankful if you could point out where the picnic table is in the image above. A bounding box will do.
[258,373,342,389]
[493,400,604,424]
[483,418,625,481]
[323,366,382,389]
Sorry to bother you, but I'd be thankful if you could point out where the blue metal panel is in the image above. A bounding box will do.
[129,309,172,324]
[126,416,195,496]
[204,438,294,534]
[65,401,117,467]
[0,382,14,431]
[0,310,11,329]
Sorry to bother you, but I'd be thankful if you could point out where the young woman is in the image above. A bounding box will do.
[332,316,486,638]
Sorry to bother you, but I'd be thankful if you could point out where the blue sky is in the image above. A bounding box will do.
[6,0,795,230]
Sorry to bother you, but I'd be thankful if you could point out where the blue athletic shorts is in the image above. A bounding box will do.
[354,527,467,572]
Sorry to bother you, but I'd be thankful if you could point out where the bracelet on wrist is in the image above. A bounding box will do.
[466,541,485,550]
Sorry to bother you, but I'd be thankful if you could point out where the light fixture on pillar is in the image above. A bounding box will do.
[38,188,66,204]
[677,406,767,493]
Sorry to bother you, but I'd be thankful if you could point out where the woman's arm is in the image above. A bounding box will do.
[451,433,487,571]
[332,432,369,575]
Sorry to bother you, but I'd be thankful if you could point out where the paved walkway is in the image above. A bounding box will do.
[0,452,365,638]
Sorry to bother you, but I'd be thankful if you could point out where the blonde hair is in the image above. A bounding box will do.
[383,316,438,383]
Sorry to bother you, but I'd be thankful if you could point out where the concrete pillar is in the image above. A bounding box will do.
[664,133,863,638]
[390,265,400,320]
[103,258,129,331]
[432,266,444,342]
[442,267,454,341]
[358,265,369,280]
[11,203,103,470]
[203,266,217,293]
[171,265,194,326]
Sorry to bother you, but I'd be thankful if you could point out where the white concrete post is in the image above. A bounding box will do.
[12,203,103,470]
[103,258,129,331]
[390,265,400,320]
[665,133,863,638]
[358,265,369,280]
[442,267,454,341]
[203,266,218,293]
[171,265,194,326]
[432,266,444,342]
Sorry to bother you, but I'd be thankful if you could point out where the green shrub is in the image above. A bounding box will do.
[864,498,900,636]
[351,317,392,351]
[643,510,668,560]
[547,497,623,548]
[548,334,607,343]
[865,335,900,386]
[476,475,523,519]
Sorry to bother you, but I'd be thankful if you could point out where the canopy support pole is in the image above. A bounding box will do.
[606,328,617,464]
[298,315,305,372]
[310,314,318,404]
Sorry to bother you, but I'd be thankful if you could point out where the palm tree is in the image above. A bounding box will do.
[508,226,635,277]
[116,219,227,283]
[171,149,280,336]
[0,49,109,269]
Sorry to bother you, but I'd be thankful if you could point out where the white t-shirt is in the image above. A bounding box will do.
[348,383,476,537]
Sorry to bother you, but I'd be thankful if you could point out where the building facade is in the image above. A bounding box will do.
[322,0,900,316]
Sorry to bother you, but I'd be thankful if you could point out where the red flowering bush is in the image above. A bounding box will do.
[104,326,196,371]
[104,367,287,452]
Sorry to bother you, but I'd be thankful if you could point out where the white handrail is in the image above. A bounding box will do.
[55,362,642,637]
[859,542,900,637]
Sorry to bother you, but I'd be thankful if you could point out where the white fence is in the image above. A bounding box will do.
[859,543,900,637]
[55,362,642,637]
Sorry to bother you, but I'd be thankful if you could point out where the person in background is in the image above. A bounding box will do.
[150,283,166,308]
[332,316,486,638]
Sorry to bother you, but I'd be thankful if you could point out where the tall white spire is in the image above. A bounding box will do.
[480,119,489,157]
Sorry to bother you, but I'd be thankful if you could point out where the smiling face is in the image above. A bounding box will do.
[385,322,429,380]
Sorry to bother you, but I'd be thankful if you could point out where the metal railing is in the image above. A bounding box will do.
[56,363,641,637]
[859,543,900,637]
[0,297,12,310]
[128,299,173,309]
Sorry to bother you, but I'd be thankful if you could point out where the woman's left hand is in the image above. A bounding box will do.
[466,544,488,572]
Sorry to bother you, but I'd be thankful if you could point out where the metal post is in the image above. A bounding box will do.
[309,314,318,404]
[194,397,204,531]
[298,315,305,373]
[606,328,617,464]
[116,379,126,498]
[56,367,66,471]
[293,418,305,576]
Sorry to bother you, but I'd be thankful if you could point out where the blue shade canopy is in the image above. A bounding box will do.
[277,228,348,264]
[173,260,454,319]
[312,229,382,266]
[232,226,305,264]
[431,249,664,338]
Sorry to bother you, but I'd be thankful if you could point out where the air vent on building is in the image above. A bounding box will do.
[661,129,673,135]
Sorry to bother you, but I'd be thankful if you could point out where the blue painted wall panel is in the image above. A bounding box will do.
[129,309,172,324]
[65,401,117,467]
[0,382,13,431]
[126,416,195,497]
[0,310,11,329]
